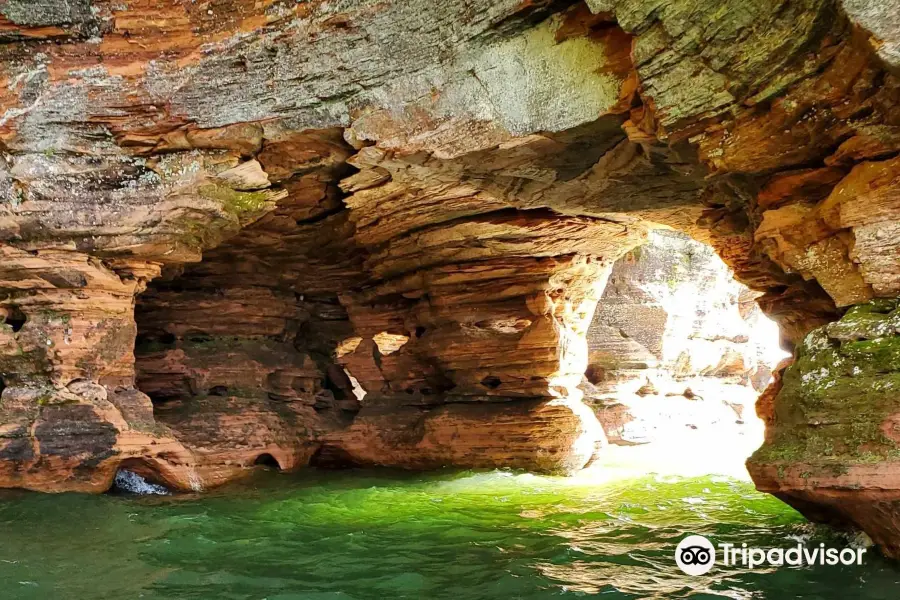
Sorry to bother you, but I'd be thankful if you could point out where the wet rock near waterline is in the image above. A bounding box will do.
[320,396,606,475]
[748,299,900,558]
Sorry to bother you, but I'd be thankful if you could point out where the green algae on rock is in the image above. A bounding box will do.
[748,299,900,556]
[752,299,900,466]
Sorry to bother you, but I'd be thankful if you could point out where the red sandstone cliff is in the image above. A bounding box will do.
[1,0,900,558]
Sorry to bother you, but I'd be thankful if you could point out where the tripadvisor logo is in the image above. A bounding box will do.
[676,535,716,575]
[675,535,867,575]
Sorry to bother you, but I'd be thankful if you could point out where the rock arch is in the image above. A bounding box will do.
[253,454,282,470]
[0,0,898,556]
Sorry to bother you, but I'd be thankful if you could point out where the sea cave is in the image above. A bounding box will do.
[0,0,899,597]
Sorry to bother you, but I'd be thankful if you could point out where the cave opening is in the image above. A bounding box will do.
[108,459,174,496]
[582,230,790,479]
[130,127,365,480]
[480,375,503,390]
[129,221,793,484]
[253,454,282,469]
[1,306,26,333]
[132,241,363,478]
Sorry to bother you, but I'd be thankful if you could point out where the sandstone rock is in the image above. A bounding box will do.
[321,396,605,475]
[748,300,900,558]
[0,0,897,559]
[587,231,786,386]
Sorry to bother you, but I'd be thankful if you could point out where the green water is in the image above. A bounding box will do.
[0,470,898,599]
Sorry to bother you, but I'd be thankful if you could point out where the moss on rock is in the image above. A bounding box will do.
[197,184,273,219]
[751,299,900,467]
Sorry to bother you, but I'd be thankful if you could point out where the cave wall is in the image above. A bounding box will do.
[747,299,900,555]
[1,0,900,559]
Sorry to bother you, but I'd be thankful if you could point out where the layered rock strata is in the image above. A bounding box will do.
[0,0,898,558]
[749,300,900,557]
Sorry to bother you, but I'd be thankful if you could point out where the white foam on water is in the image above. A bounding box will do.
[113,469,170,495]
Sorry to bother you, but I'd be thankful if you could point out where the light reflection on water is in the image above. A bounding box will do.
[0,469,898,599]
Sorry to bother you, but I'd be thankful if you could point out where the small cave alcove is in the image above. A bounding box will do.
[253,454,282,470]
[1,305,26,333]
[107,459,175,496]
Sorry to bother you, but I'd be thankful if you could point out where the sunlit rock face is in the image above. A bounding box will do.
[588,231,785,387]
[0,0,899,558]
[583,230,788,449]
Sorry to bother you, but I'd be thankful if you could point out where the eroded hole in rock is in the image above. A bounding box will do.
[583,231,789,476]
[309,444,360,469]
[373,331,409,356]
[481,376,502,389]
[253,454,281,470]
[186,331,213,344]
[108,460,171,496]
[135,332,177,352]
[1,306,26,333]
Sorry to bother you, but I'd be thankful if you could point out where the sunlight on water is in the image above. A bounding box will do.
[0,469,898,599]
